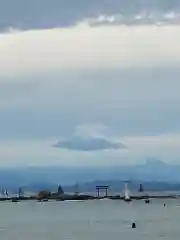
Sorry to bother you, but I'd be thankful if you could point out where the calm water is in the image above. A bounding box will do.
[0,199,180,240]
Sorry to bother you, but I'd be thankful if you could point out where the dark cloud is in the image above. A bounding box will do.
[53,136,127,151]
[1,0,180,31]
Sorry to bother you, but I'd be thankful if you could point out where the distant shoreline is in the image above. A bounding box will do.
[0,193,179,202]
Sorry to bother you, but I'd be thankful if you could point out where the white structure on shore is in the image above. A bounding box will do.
[124,181,131,201]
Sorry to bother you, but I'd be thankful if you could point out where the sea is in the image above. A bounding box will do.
[0,198,180,240]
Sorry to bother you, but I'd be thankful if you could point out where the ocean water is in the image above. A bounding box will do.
[0,199,180,240]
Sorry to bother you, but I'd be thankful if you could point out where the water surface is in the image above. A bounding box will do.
[0,199,179,240]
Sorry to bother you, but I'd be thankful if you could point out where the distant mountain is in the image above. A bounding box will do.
[145,158,167,167]
[18,180,180,193]
[0,159,180,192]
[63,180,180,193]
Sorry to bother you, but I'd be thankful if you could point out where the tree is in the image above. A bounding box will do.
[37,190,51,199]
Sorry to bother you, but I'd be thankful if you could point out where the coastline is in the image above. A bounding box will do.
[0,193,179,202]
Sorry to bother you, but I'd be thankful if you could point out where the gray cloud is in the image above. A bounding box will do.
[1,0,180,31]
[1,68,180,140]
[52,124,127,151]
[53,136,127,151]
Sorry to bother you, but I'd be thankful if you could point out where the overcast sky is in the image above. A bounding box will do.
[0,0,180,166]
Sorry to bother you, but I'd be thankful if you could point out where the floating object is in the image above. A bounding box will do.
[132,222,136,228]
[145,199,150,204]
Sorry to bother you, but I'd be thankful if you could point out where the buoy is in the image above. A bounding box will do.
[132,222,136,228]
[145,199,150,204]
[164,203,166,207]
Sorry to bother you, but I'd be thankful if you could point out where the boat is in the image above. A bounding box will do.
[11,198,20,202]
[124,197,132,202]
[38,199,48,202]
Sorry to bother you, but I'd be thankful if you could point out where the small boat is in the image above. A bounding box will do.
[37,199,48,202]
[56,198,64,201]
[124,198,132,202]
[11,199,20,202]
[41,199,48,202]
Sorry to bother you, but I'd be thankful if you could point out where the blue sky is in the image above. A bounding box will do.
[0,0,180,166]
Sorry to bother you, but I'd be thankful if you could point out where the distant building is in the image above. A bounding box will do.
[57,185,64,195]
[74,183,80,196]
[139,184,144,192]
[124,181,131,200]
[18,187,24,197]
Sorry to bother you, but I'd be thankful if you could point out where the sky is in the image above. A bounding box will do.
[0,0,180,166]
